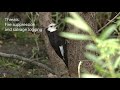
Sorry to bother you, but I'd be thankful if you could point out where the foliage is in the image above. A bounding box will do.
[0,12,49,78]
[26,12,40,59]
[52,12,68,31]
[1,12,120,78]
[0,16,32,44]
[96,12,112,29]
[60,12,120,78]
[0,57,48,78]
[0,18,14,40]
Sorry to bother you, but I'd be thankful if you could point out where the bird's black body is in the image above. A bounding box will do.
[46,30,64,58]
[46,27,68,67]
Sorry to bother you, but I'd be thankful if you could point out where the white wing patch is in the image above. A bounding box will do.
[59,45,64,57]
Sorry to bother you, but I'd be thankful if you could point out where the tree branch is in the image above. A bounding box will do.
[97,12,120,34]
[0,52,55,74]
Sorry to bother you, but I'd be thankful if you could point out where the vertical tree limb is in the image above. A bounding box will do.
[39,12,69,77]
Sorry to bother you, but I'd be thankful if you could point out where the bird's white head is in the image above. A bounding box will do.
[47,23,57,32]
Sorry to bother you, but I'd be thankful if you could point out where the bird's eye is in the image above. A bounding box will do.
[50,26,53,27]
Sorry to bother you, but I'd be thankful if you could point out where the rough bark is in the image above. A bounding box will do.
[39,12,69,77]
[66,12,97,77]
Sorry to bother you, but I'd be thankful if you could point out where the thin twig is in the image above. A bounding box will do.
[78,61,83,78]
[97,12,120,34]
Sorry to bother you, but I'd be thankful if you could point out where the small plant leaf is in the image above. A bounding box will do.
[60,32,91,40]
[82,74,102,78]
[99,24,117,40]
[114,56,120,69]
[65,12,92,33]
[85,52,98,62]
[86,44,98,52]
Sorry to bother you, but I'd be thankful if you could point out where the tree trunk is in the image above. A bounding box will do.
[39,12,69,77]
[66,12,98,77]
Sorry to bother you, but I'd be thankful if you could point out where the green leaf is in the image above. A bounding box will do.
[119,26,120,30]
[99,24,117,40]
[59,32,91,40]
[85,52,103,64]
[116,20,120,26]
[81,74,102,78]
[85,52,98,62]
[65,12,92,33]
[114,56,120,69]
[86,44,98,52]
[95,64,109,76]
[69,12,81,20]
[117,16,120,19]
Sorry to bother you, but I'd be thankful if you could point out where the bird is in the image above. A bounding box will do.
[46,23,68,67]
